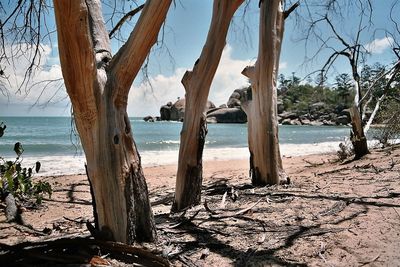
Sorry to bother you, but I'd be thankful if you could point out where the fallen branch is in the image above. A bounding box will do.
[317,167,350,176]
[318,201,347,217]
[169,209,202,229]
[12,223,49,236]
[204,199,262,219]
[303,159,325,167]
[94,240,170,267]
[354,163,382,174]
[0,236,170,267]
[359,254,380,266]
[63,216,86,224]
[177,254,200,267]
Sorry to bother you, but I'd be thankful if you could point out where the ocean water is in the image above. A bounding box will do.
[0,117,353,176]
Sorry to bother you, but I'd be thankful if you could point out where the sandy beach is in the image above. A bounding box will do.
[1,147,400,266]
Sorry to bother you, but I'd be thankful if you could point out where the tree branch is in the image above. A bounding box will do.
[109,4,145,39]
[324,16,350,49]
[359,62,399,104]
[182,0,244,91]
[284,1,299,19]
[85,0,111,54]
[110,0,172,108]
[54,1,97,122]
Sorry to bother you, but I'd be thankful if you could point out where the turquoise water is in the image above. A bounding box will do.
[0,117,351,156]
[0,117,352,175]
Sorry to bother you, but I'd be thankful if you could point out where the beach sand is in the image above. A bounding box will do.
[1,147,400,266]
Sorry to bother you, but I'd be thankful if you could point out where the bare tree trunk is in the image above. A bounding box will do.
[172,0,244,212]
[350,105,369,159]
[351,77,369,159]
[54,0,171,243]
[241,0,287,186]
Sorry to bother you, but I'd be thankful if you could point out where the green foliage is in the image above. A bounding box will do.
[334,73,352,106]
[0,123,52,204]
[278,73,341,113]
[373,99,400,146]
[278,63,395,116]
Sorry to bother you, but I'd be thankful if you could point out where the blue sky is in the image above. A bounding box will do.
[0,0,398,117]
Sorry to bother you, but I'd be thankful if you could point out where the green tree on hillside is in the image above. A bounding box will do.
[334,73,352,106]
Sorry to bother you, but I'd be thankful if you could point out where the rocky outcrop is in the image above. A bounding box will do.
[206,107,247,123]
[143,116,155,122]
[276,101,351,126]
[160,98,215,121]
[160,101,173,120]
[170,98,186,121]
[227,87,251,108]
[158,90,355,126]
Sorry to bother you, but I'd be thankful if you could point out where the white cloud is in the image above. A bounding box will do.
[365,37,394,54]
[0,43,67,116]
[128,68,187,116]
[279,61,288,70]
[128,45,253,116]
[1,43,287,117]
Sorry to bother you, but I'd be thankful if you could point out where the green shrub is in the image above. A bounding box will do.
[373,99,400,146]
[0,123,52,204]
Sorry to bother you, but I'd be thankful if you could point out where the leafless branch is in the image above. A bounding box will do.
[108,4,144,39]
[284,1,300,19]
[0,0,54,94]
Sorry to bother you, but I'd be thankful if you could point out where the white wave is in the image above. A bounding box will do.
[145,140,216,145]
[23,139,394,176]
[19,155,87,177]
[112,141,345,168]
[146,140,180,145]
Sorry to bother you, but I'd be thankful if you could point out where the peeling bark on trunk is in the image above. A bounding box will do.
[172,0,244,212]
[350,105,369,159]
[241,0,286,186]
[350,75,369,159]
[54,0,171,243]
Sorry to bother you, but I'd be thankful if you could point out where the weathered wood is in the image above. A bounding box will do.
[54,0,172,243]
[350,105,369,159]
[241,0,287,186]
[110,0,172,107]
[172,0,244,212]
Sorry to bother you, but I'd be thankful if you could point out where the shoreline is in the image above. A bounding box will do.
[27,139,399,178]
[36,151,337,183]
[26,141,346,177]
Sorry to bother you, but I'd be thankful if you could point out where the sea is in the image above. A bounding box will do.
[0,117,360,176]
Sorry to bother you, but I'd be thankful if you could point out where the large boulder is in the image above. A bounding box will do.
[322,120,335,126]
[281,118,301,126]
[300,118,311,125]
[310,120,323,126]
[280,111,298,120]
[277,99,284,114]
[336,115,349,125]
[143,116,155,122]
[206,107,247,123]
[160,99,216,121]
[206,100,216,110]
[310,102,326,112]
[227,87,251,108]
[160,101,173,120]
[339,108,351,119]
[170,99,186,121]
